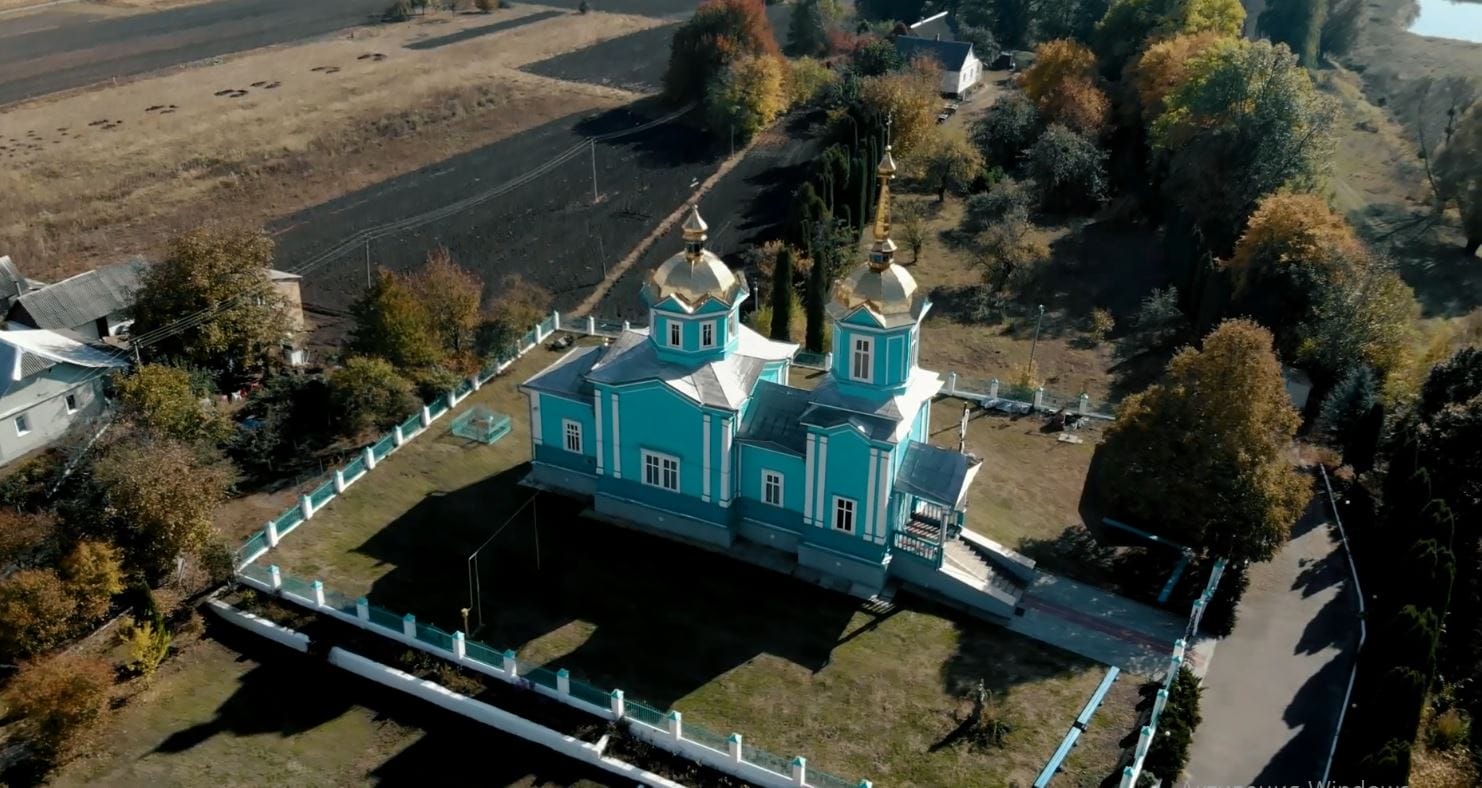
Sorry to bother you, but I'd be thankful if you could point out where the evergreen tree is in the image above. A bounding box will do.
[770,247,795,341]
[790,182,828,252]
[786,0,828,57]
[805,245,827,351]
[1316,364,1378,455]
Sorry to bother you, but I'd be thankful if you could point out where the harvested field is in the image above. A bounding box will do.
[594,114,824,317]
[0,7,664,281]
[273,100,725,348]
[523,22,678,93]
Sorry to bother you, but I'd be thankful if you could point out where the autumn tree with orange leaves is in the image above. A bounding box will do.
[1019,40,1110,137]
[664,0,779,103]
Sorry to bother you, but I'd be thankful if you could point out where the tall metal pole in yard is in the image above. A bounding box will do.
[590,139,598,204]
[1028,303,1045,374]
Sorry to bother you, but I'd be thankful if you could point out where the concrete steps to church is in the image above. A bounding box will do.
[943,537,1026,610]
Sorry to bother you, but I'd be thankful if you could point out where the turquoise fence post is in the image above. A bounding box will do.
[394,425,405,447]
[728,733,742,763]
[668,710,683,741]
[452,631,465,660]
[334,469,346,494]
[300,494,313,521]
[311,580,324,607]
[363,445,377,470]
[610,689,625,719]
[268,565,281,590]
[791,756,807,786]
[556,668,570,695]
[502,649,518,676]
[266,520,279,548]
[356,597,369,623]
[420,405,431,428]
[1120,765,1136,788]
[860,781,874,788]
[990,378,1000,398]
[402,613,416,640]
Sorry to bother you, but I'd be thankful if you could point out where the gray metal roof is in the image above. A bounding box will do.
[895,441,979,506]
[10,258,148,331]
[579,329,769,410]
[738,381,814,454]
[908,12,955,42]
[799,403,898,442]
[895,36,973,71]
[520,345,602,401]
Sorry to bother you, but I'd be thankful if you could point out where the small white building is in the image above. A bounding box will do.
[0,329,126,466]
[894,13,981,97]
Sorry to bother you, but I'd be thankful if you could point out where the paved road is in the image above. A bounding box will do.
[0,0,387,106]
[1183,498,1361,784]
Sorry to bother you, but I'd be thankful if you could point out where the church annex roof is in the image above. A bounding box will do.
[559,328,765,410]
[895,440,983,508]
[738,380,814,454]
[519,344,603,401]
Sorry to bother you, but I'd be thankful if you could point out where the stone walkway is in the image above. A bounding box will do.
[1183,499,1360,784]
[1008,573,1188,677]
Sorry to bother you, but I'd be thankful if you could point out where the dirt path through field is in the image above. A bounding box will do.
[571,128,770,317]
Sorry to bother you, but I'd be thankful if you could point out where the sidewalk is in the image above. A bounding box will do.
[1009,573,1187,677]
[1183,500,1360,784]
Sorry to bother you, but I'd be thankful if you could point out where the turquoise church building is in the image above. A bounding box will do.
[521,149,1032,616]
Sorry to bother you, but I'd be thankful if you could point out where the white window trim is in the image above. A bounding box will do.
[641,449,681,492]
[700,320,717,349]
[851,336,874,383]
[762,469,784,507]
[14,414,30,436]
[64,393,79,414]
[668,321,682,348]
[562,418,582,454]
[832,496,856,534]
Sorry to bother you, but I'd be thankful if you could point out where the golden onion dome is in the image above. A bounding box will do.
[645,204,741,307]
[831,261,920,322]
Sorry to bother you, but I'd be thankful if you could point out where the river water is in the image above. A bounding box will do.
[1409,0,1482,42]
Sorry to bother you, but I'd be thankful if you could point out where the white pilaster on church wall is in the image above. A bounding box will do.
[610,393,622,479]
[874,447,890,544]
[701,415,712,503]
[719,417,732,507]
[530,396,542,446]
[864,448,879,542]
[814,435,829,525]
[803,434,816,525]
[593,390,605,475]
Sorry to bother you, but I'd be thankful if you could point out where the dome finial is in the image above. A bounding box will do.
[870,146,897,272]
[682,204,708,263]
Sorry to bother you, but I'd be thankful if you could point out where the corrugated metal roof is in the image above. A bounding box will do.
[896,440,980,506]
[11,258,147,331]
[738,380,813,454]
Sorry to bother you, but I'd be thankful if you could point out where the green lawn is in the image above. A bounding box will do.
[51,630,608,788]
[262,339,1138,787]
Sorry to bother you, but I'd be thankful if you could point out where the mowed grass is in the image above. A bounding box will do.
[51,629,610,787]
[263,339,1136,787]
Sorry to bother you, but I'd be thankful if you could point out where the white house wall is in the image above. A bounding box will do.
[0,370,106,466]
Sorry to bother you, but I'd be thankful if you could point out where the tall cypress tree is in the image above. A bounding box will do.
[770,247,795,342]
[805,241,827,352]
